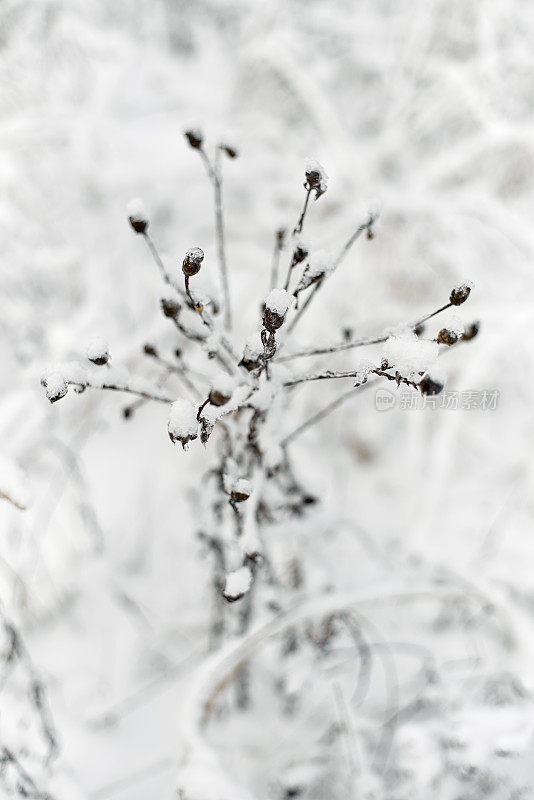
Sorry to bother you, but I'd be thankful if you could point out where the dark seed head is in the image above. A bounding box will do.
[221,144,238,159]
[263,308,284,332]
[419,374,444,396]
[209,389,231,407]
[161,298,180,318]
[184,129,203,149]
[127,199,148,234]
[143,343,158,357]
[305,169,322,190]
[437,328,458,346]
[230,485,251,503]
[89,354,109,366]
[129,217,147,234]
[462,321,480,341]
[450,284,471,306]
[182,247,204,277]
[292,245,308,265]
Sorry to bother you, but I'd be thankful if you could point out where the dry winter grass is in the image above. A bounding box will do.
[1,1,534,799]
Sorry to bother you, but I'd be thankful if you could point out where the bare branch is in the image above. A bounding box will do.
[281,383,373,447]
[292,186,312,236]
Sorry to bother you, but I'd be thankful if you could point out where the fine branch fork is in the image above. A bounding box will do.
[42,130,478,622]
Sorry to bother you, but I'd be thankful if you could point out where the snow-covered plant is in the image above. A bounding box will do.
[41,132,479,798]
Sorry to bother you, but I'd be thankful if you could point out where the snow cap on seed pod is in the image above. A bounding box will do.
[127,197,148,234]
[209,372,235,407]
[450,281,473,306]
[239,332,264,372]
[86,337,110,366]
[263,288,291,333]
[223,565,253,602]
[437,328,458,346]
[41,372,68,403]
[182,247,204,277]
[304,158,328,200]
[168,399,198,450]
[230,478,252,504]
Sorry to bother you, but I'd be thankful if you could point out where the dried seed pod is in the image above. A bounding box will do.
[304,158,328,199]
[462,321,480,341]
[419,373,444,396]
[223,566,253,602]
[127,198,148,234]
[230,478,252,504]
[291,244,308,265]
[168,399,198,450]
[263,288,291,333]
[450,283,472,306]
[209,373,234,407]
[143,343,158,357]
[86,337,110,366]
[184,129,203,149]
[239,333,263,371]
[182,247,204,277]
[199,417,214,446]
[161,298,180,318]
[42,373,68,403]
[437,328,458,346]
[220,144,238,159]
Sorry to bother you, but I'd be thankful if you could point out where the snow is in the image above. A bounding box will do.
[304,157,328,197]
[42,371,68,403]
[223,566,253,602]
[242,332,264,362]
[126,197,148,223]
[168,399,199,448]
[0,455,30,510]
[232,478,252,499]
[177,761,254,800]
[293,250,333,294]
[264,288,291,315]
[210,372,235,399]
[3,3,534,800]
[382,330,439,376]
[86,337,109,364]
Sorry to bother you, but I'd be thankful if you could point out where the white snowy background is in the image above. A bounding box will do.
[1,1,534,798]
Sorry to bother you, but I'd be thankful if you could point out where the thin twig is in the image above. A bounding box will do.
[270,229,285,291]
[281,383,372,447]
[68,380,174,404]
[199,148,231,330]
[281,301,454,361]
[279,334,385,362]
[287,278,323,333]
[287,218,372,334]
[293,186,312,236]
[283,368,365,388]
[143,232,182,296]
